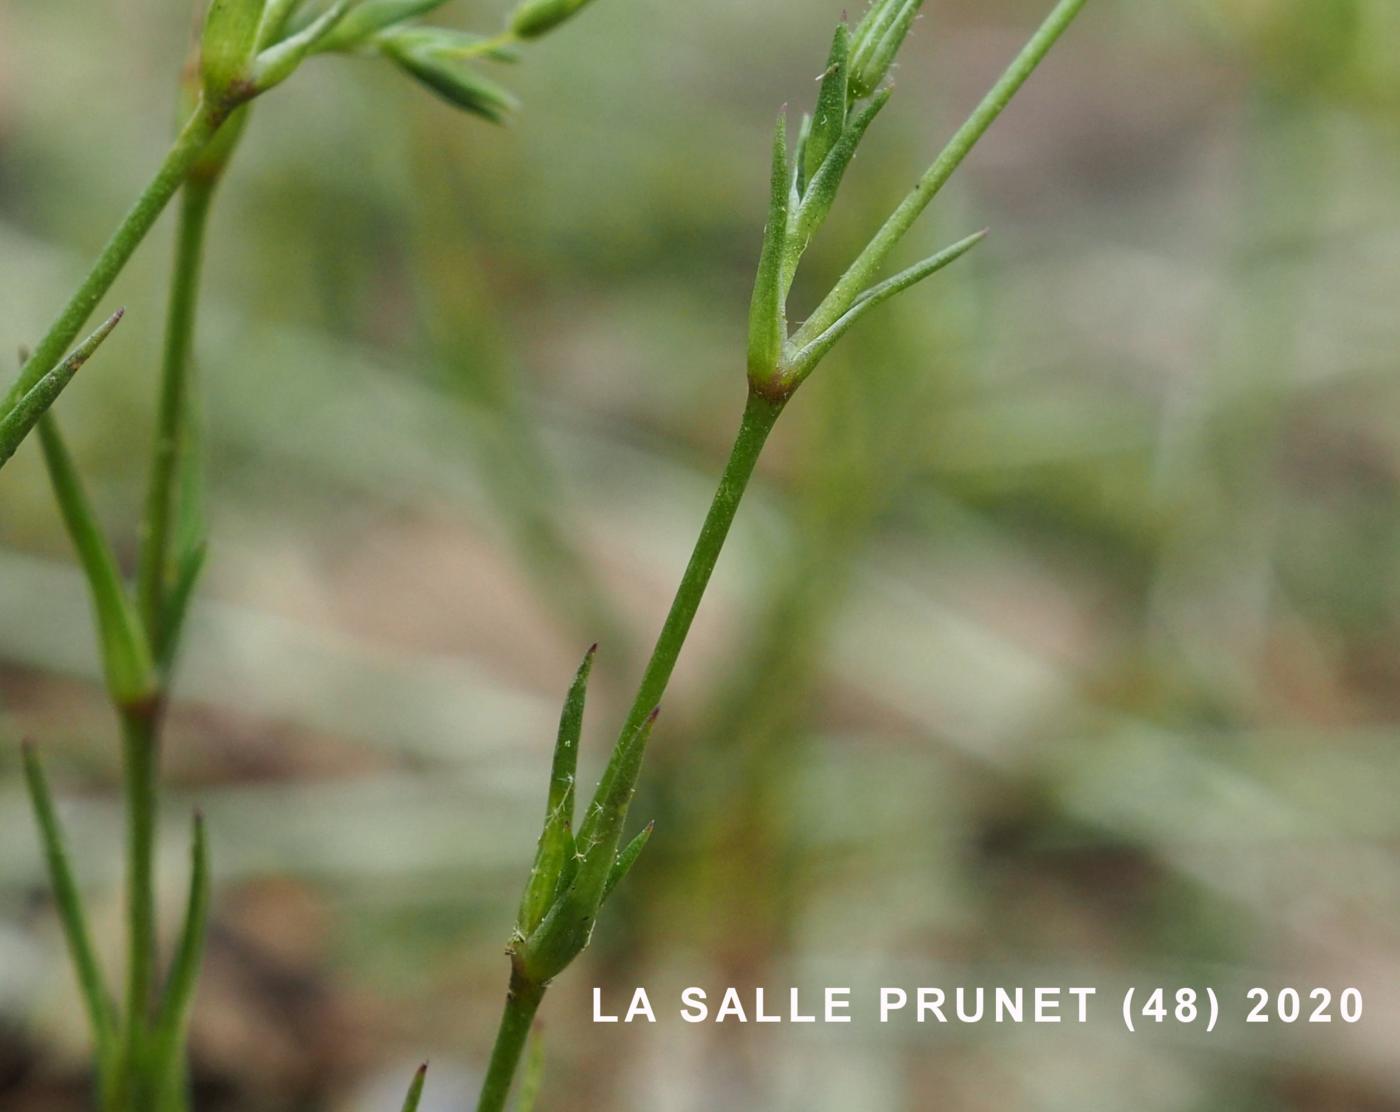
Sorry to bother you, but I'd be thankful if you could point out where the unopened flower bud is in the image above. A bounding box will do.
[850,0,925,99]
[509,0,598,41]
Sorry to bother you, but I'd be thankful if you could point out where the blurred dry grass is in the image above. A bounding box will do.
[2,0,1400,1108]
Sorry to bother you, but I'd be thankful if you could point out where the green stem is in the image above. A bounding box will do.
[458,29,519,59]
[0,100,222,427]
[476,389,785,1110]
[118,706,163,1107]
[618,389,785,740]
[476,972,545,1112]
[138,180,215,651]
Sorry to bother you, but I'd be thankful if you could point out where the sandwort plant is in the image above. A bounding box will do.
[473,1,1089,1107]
[10,0,1090,1106]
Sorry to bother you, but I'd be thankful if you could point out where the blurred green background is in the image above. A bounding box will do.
[3,0,1400,1108]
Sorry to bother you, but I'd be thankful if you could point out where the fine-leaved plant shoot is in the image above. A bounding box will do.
[473,1,1089,1108]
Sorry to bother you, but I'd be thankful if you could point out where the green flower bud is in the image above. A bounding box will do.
[201,0,267,107]
[849,0,925,99]
[380,28,521,121]
[509,0,597,41]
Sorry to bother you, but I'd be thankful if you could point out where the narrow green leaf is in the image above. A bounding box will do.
[158,542,208,675]
[746,113,790,389]
[21,741,117,1051]
[803,25,851,190]
[37,417,156,708]
[382,32,520,121]
[573,707,660,898]
[549,644,595,821]
[792,112,813,198]
[250,0,350,92]
[601,819,653,903]
[517,645,595,935]
[850,0,926,99]
[786,228,987,384]
[317,0,452,51]
[400,1062,429,1112]
[0,309,124,473]
[380,27,523,62]
[150,811,211,1102]
[793,87,892,250]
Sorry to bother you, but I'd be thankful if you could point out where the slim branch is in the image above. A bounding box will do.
[0,103,223,462]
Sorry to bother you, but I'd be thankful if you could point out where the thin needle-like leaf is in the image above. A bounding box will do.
[37,416,156,708]
[601,820,654,903]
[573,707,659,866]
[158,542,208,676]
[517,645,595,934]
[747,113,791,388]
[400,1062,429,1112]
[316,0,452,52]
[150,812,211,1102]
[21,741,117,1051]
[803,25,851,188]
[0,309,124,472]
[549,645,594,822]
[786,229,987,384]
[793,88,892,250]
[791,112,814,199]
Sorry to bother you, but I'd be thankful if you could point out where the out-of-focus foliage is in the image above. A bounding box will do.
[1196,0,1400,102]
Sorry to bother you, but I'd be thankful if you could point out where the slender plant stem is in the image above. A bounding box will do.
[475,389,785,1110]
[0,101,222,422]
[459,29,519,59]
[117,706,163,1107]
[618,389,785,740]
[138,180,215,649]
[477,972,546,1112]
